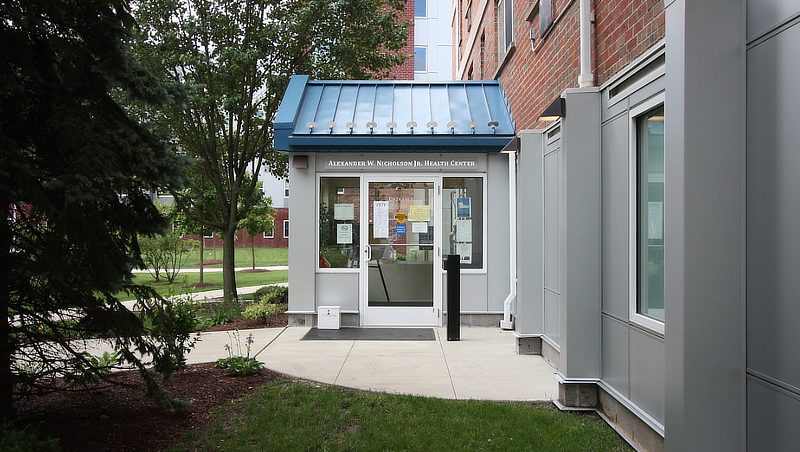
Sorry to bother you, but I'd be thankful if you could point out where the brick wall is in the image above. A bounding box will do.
[385,0,416,80]
[456,0,665,130]
[190,207,289,249]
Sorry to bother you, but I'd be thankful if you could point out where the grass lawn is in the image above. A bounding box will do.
[169,380,633,452]
[115,270,289,302]
[183,247,288,268]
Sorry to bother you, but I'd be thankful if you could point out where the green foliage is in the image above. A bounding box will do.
[242,301,286,323]
[129,0,409,302]
[0,421,60,452]
[253,285,288,305]
[244,286,287,321]
[207,300,243,326]
[214,331,263,376]
[138,288,201,380]
[63,351,121,387]
[0,0,192,418]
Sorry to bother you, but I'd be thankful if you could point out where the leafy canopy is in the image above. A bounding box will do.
[130,0,409,301]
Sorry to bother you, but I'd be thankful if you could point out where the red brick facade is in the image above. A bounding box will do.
[455,0,664,129]
[385,0,416,80]
[190,207,289,249]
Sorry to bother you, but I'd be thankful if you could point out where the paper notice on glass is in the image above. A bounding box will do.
[411,222,428,233]
[456,242,472,264]
[373,201,389,238]
[334,203,355,220]
[648,202,663,240]
[337,223,353,244]
[457,197,471,217]
[455,219,472,242]
[409,205,430,222]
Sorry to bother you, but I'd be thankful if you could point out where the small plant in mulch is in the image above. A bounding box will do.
[214,330,264,376]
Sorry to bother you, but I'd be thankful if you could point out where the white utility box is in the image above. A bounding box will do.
[317,306,341,330]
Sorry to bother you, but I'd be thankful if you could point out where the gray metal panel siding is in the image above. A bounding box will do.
[288,154,318,313]
[747,378,800,450]
[315,273,360,311]
[629,329,665,425]
[664,0,745,450]
[602,316,630,396]
[486,154,511,312]
[746,0,800,41]
[747,11,800,414]
[514,131,544,335]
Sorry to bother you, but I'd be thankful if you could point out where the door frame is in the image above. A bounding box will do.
[359,175,442,327]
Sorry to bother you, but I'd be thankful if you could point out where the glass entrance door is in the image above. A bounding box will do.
[361,178,440,326]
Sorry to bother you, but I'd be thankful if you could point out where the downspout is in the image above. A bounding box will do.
[578,0,594,88]
[500,149,517,330]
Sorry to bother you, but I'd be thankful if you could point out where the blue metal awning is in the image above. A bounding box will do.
[274,76,515,153]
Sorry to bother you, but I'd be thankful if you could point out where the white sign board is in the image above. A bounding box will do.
[373,201,389,238]
[337,224,353,244]
[334,203,355,220]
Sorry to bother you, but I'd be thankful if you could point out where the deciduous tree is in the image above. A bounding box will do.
[131,0,409,301]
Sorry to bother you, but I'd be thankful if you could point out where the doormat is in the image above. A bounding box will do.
[301,327,436,341]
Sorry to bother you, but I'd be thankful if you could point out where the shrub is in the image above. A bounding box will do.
[208,299,242,326]
[252,285,288,304]
[242,301,285,322]
[0,421,59,452]
[139,288,201,379]
[254,285,288,305]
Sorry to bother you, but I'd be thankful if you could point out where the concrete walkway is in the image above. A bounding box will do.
[88,326,558,402]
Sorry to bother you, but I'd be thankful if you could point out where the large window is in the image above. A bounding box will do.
[630,98,665,332]
[498,0,513,59]
[442,177,484,269]
[319,177,360,269]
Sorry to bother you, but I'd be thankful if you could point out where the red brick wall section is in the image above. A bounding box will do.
[385,0,416,80]
[189,208,289,249]
[457,0,665,130]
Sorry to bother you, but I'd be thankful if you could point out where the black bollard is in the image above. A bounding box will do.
[446,254,460,341]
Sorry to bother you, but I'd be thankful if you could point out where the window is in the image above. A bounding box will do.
[415,47,427,72]
[319,177,360,269]
[539,0,553,37]
[284,179,289,198]
[415,0,426,17]
[498,0,513,58]
[630,95,665,333]
[480,34,486,79]
[442,177,484,269]
[283,220,290,239]
[263,228,274,239]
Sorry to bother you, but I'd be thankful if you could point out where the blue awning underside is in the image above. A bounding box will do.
[274,76,515,153]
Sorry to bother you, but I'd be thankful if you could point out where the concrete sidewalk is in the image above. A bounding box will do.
[199,326,556,401]
[86,326,558,401]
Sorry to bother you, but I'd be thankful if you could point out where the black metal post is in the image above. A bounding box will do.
[446,254,460,341]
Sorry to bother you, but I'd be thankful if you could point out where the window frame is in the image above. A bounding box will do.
[628,92,666,335]
[317,175,362,273]
[263,228,274,239]
[442,174,488,274]
[283,219,290,239]
[284,179,289,198]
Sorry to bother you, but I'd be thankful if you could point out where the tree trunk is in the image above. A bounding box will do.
[251,235,256,269]
[221,228,238,303]
[198,231,204,284]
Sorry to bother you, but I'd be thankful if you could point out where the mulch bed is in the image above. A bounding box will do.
[17,315,289,451]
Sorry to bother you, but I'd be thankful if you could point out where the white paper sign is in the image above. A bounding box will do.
[373,201,389,238]
[411,222,428,233]
[648,202,663,240]
[334,203,354,220]
[455,219,472,242]
[456,242,472,263]
[337,223,353,244]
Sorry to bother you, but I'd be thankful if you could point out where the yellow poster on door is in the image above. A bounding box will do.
[409,205,430,222]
